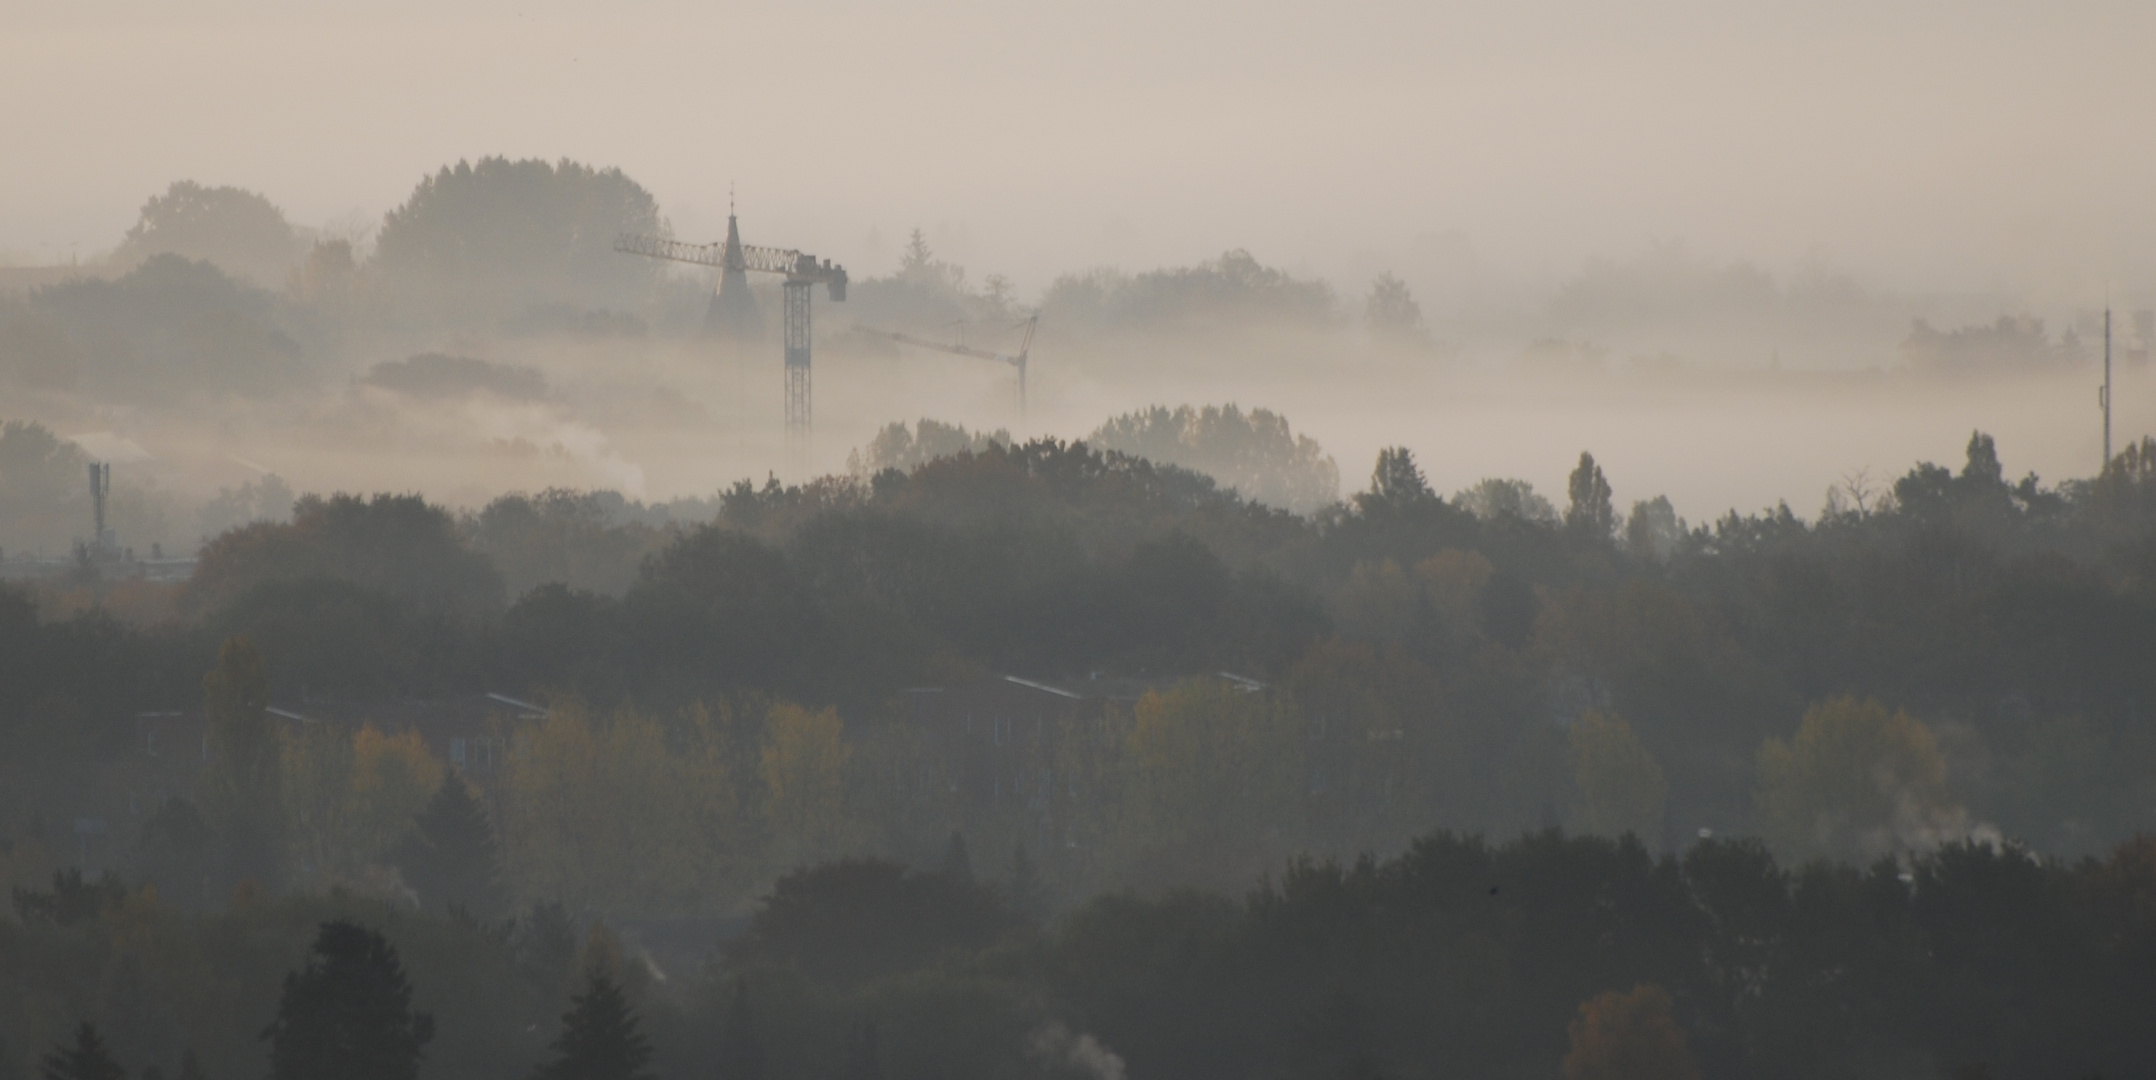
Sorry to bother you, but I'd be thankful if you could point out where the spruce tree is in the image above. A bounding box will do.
[530,972,652,1080]
[392,772,507,920]
[39,1025,123,1080]
[263,921,435,1080]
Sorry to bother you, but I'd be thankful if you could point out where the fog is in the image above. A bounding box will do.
[8,0,2156,295]
[11,9,2156,1076]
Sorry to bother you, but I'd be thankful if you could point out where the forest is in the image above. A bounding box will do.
[4,413,2156,1078]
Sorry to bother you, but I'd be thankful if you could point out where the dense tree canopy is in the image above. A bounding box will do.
[371,158,665,324]
[113,181,302,287]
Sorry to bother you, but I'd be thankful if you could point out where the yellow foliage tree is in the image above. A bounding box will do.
[280,724,355,887]
[1110,678,1303,890]
[761,702,853,870]
[1756,696,1962,865]
[1568,713,1668,842]
[1563,984,1702,1080]
[502,700,753,916]
[1412,548,1495,631]
[502,701,607,908]
[349,725,443,858]
[279,723,443,891]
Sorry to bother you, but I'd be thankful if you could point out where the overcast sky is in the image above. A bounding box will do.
[7,0,2155,299]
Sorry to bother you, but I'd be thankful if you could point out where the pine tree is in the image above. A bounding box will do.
[264,921,435,1080]
[392,772,508,920]
[530,972,652,1080]
[39,1025,123,1080]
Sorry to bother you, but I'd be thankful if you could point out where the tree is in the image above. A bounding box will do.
[264,921,435,1080]
[1567,713,1668,842]
[726,858,1013,984]
[393,772,508,920]
[1365,272,1429,349]
[530,972,653,1080]
[1756,697,1961,865]
[39,1025,123,1080]
[1566,452,1616,540]
[1454,478,1558,525]
[187,493,506,619]
[1086,404,1340,513]
[1561,984,1701,1080]
[372,157,664,322]
[198,636,283,890]
[1111,679,1304,890]
[761,702,853,866]
[174,1051,206,1080]
[1360,447,1434,516]
[1622,497,1683,561]
[114,181,301,286]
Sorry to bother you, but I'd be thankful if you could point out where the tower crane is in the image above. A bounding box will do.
[614,214,847,452]
[856,315,1038,419]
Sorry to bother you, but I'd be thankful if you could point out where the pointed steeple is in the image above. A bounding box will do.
[706,200,760,341]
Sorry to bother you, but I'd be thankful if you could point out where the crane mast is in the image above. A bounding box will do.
[615,218,846,463]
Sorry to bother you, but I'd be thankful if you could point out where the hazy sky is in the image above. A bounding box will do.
[7,0,2155,299]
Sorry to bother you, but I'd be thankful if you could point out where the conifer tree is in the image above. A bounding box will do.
[263,921,435,1080]
[530,972,653,1080]
[392,772,508,920]
[39,1025,123,1080]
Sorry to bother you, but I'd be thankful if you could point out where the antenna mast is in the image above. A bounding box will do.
[2102,304,2113,471]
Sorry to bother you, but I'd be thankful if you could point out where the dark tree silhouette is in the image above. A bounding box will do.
[174,1050,206,1080]
[393,772,508,920]
[530,972,652,1080]
[39,1025,123,1080]
[263,921,435,1080]
[1565,451,1616,539]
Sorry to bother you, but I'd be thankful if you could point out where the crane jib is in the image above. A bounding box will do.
[612,232,847,297]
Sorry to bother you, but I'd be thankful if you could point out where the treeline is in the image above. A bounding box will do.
[6,431,2156,900]
[9,827,2156,1080]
